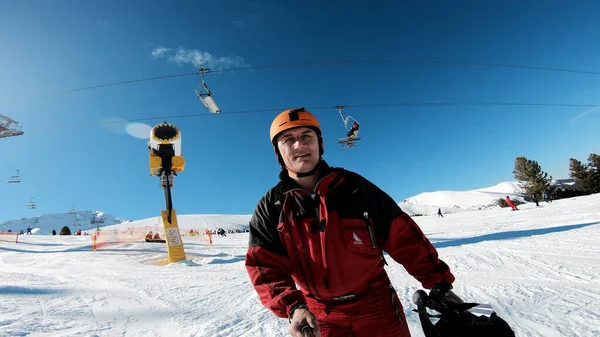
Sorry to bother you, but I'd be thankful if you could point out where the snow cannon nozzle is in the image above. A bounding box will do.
[148,122,185,179]
[149,122,181,157]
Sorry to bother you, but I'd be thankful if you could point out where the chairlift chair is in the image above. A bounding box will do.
[26,197,36,209]
[8,170,20,183]
[195,66,221,114]
[336,106,362,148]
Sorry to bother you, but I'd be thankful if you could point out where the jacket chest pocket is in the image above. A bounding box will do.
[341,220,380,257]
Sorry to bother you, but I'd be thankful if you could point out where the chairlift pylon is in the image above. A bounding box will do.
[336,106,361,148]
[195,66,221,114]
[7,169,20,183]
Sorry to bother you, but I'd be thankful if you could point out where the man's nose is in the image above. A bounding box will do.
[292,138,308,148]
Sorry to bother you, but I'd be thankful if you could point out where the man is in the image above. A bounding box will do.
[531,193,539,207]
[245,108,461,337]
[505,196,519,211]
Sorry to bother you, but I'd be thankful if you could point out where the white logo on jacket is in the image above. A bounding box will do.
[352,232,363,245]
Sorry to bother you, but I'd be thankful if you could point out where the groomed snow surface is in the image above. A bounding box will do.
[1,194,599,337]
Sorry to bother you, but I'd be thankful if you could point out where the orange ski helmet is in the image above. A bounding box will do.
[270,107,324,167]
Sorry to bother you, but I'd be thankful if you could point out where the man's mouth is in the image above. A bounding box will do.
[294,153,310,160]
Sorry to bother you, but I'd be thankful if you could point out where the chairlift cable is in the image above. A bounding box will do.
[3,59,600,104]
[24,101,600,133]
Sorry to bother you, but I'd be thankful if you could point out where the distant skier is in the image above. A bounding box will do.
[531,193,539,206]
[505,196,519,210]
[26,227,32,235]
[437,208,444,217]
[52,229,56,235]
[543,192,552,203]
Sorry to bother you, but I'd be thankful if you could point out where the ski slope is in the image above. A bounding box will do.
[1,194,599,337]
[399,181,527,216]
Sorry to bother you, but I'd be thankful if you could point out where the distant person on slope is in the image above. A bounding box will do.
[505,196,519,210]
[531,193,539,206]
[438,208,444,217]
[245,108,461,337]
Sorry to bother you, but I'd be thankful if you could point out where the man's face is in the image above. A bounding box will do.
[276,127,320,173]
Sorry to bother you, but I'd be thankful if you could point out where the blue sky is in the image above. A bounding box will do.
[1,0,600,222]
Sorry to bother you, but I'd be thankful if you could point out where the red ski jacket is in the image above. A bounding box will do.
[245,161,455,318]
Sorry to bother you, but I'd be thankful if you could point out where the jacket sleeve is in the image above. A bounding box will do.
[245,190,306,318]
[364,178,455,289]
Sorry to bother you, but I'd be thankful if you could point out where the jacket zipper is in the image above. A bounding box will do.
[284,173,337,296]
[283,193,316,297]
[296,225,320,297]
[364,211,376,249]
[312,172,335,292]
[285,223,314,295]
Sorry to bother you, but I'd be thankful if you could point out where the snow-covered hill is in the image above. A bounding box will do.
[0,210,125,235]
[0,210,252,236]
[104,214,252,233]
[399,181,527,216]
[0,180,568,234]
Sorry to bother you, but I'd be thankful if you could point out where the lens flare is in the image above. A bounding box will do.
[126,123,153,139]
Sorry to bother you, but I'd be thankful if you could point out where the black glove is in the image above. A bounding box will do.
[429,282,464,313]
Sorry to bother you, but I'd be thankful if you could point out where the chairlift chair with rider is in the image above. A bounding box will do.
[336,106,361,148]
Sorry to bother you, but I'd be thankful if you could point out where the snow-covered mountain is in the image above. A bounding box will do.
[552,178,577,190]
[0,210,252,236]
[399,181,527,216]
[0,210,125,235]
[1,180,566,234]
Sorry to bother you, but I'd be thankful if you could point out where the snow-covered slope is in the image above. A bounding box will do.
[0,210,125,235]
[0,211,252,236]
[400,181,526,216]
[1,193,599,337]
[105,214,252,233]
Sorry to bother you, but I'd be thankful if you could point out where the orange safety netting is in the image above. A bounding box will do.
[92,226,212,251]
[0,231,19,244]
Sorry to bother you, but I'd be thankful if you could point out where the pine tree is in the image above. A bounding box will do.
[586,153,600,193]
[569,154,600,194]
[569,158,592,193]
[512,156,553,196]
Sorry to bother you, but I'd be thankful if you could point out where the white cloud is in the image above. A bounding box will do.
[151,46,246,70]
[151,47,171,58]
